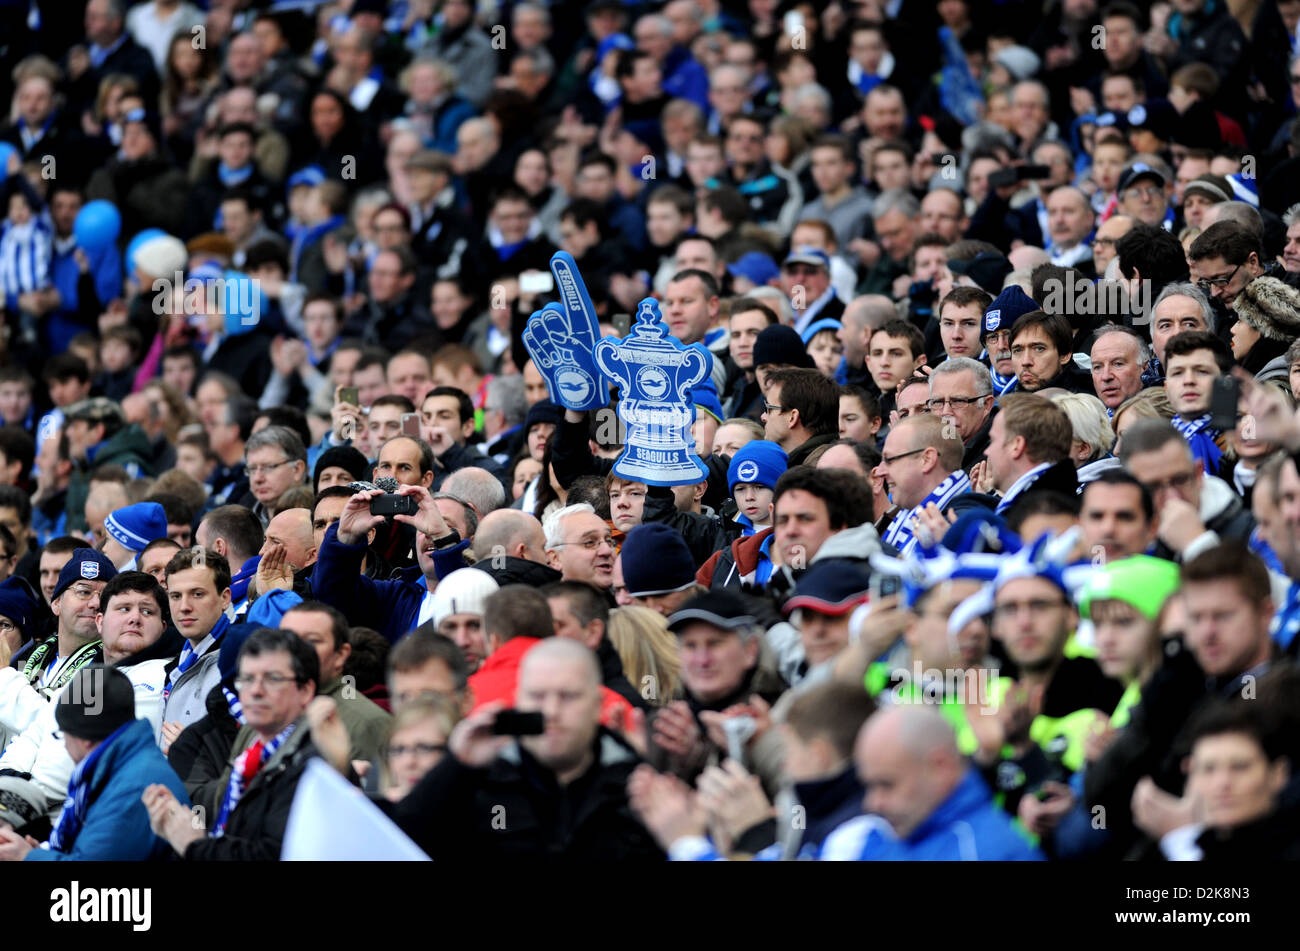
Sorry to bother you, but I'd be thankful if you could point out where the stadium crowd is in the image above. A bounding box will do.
[0,0,1297,862]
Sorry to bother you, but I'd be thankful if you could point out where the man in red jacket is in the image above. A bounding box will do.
[469,585,635,728]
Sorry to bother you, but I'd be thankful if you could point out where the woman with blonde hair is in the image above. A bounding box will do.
[607,605,682,708]
[1112,386,1174,455]
[1049,392,1120,484]
[382,694,461,802]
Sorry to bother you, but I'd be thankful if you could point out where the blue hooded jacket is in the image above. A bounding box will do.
[26,719,189,861]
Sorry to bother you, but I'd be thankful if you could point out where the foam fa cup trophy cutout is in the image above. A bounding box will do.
[594,297,712,486]
[521,252,609,412]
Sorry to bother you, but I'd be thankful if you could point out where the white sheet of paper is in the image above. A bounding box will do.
[281,759,430,861]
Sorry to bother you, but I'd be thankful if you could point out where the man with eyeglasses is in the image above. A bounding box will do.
[760,367,841,467]
[243,425,308,529]
[877,415,978,557]
[543,503,617,590]
[1115,163,1172,229]
[928,358,997,471]
[145,627,322,861]
[1186,221,1266,311]
[0,550,115,742]
[778,247,844,336]
[0,571,181,840]
[1118,418,1254,562]
[980,558,1125,818]
[980,285,1039,396]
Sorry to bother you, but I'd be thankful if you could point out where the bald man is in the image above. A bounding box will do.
[819,707,1043,860]
[383,637,663,861]
[262,508,317,572]
[467,509,559,585]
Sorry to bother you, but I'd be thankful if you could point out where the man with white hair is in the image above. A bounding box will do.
[1149,283,1215,371]
[928,357,997,470]
[543,503,616,589]
[383,637,662,860]
[1090,325,1149,413]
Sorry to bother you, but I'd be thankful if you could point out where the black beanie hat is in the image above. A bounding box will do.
[55,666,136,741]
[314,445,371,489]
[752,324,815,370]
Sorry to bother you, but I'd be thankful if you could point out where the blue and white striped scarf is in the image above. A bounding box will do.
[47,721,133,853]
[223,687,245,725]
[0,218,51,310]
[1271,581,1300,652]
[883,471,972,557]
[990,369,1018,395]
[164,613,230,699]
[1171,413,1222,474]
[214,721,297,837]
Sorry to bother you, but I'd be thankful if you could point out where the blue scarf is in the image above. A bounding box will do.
[217,162,254,187]
[1140,356,1162,388]
[290,214,346,282]
[1272,582,1300,651]
[164,612,230,699]
[230,556,260,606]
[883,471,971,556]
[495,238,527,261]
[1171,413,1222,474]
[223,686,245,725]
[990,369,1018,395]
[47,721,133,853]
[215,721,297,836]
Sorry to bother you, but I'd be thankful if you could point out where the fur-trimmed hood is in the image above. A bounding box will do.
[1233,276,1300,342]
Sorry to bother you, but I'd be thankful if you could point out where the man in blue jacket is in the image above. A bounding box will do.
[313,484,470,643]
[0,666,189,861]
[820,706,1043,860]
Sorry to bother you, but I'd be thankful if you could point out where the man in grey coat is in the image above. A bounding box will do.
[160,549,234,749]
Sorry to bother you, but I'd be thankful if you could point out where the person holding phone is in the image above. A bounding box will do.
[381,637,663,862]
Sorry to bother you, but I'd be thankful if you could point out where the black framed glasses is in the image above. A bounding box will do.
[1195,263,1241,292]
[927,395,989,411]
[881,447,927,465]
[763,402,786,414]
[245,459,295,476]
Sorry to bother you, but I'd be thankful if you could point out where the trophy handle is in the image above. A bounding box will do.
[681,344,711,393]
[593,338,623,384]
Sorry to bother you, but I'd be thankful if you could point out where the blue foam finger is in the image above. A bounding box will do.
[593,297,710,487]
[550,251,602,352]
[522,301,609,412]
